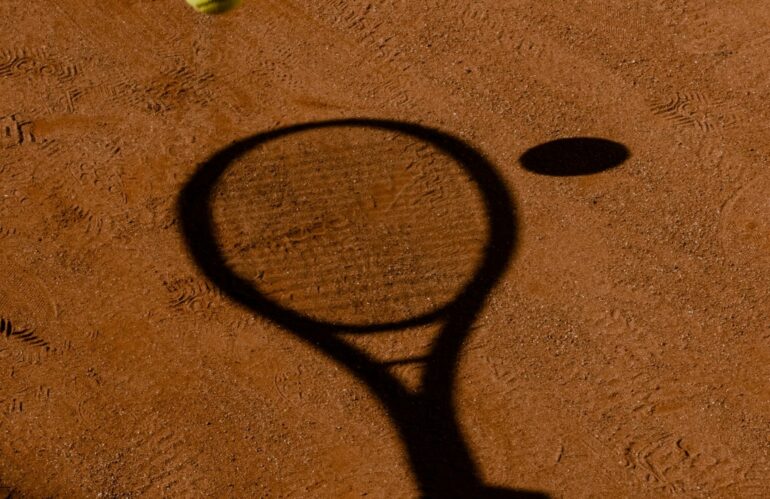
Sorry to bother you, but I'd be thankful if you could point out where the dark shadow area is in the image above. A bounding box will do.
[177,119,570,498]
[519,137,629,176]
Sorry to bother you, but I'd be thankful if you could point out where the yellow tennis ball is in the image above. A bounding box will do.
[185,0,241,15]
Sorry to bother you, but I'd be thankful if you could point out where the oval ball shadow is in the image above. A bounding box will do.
[519,137,629,176]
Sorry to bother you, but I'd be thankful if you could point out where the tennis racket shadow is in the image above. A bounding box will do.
[177,118,548,498]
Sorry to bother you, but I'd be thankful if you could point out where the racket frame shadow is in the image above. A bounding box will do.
[178,119,546,498]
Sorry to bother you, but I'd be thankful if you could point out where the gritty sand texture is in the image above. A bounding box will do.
[1,1,768,497]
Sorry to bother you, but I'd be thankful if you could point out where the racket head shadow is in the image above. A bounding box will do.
[178,119,517,334]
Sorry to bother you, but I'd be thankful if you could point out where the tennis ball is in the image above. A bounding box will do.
[186,0,241,15]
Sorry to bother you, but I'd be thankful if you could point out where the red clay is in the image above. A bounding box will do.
[1,1,768,497]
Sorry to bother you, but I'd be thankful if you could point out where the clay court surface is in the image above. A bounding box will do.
[1,1,769,497]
